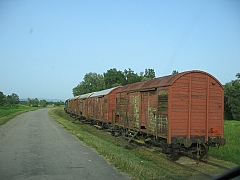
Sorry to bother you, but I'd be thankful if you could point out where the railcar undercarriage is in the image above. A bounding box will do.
[72,115,225,162]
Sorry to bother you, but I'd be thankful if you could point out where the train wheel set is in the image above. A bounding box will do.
[65,70,226,161]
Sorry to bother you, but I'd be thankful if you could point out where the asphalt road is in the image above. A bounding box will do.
[0,109,130,180]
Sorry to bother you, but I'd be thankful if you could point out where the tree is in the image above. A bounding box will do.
[72,68,156,96]
[5,93,19,104]
[104,68,126,88]
[0,91,6,106]
[124,68,142,84]
[140,68,156,81]
[6,95,13,104]
[72,72,105,96]
[32,98,39,107]
[27,98,32,106]
[172,70,179,74]
[11,93,19,104]
[144,68,155,79]
[39,99,47,107]
[224,73,240,120]
[73,82,86,97]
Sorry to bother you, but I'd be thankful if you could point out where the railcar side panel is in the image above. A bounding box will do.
[170,74,189,139]
[140,91,148,129]
[208,78,224,137]
[107,88,119,123]
[78,98,83,116]
[157,88,169,138]
[128,92,140,129]
[120,92,129,126]
[68,98,76,115]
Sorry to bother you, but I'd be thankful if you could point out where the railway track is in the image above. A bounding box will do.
[175,156,232,179]
[137,145,233,179]
[172,159,214,179]
[199,159,231,171]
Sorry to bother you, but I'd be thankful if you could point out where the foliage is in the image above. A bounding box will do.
[209,120,240,164]
[50,101,64,106]
[73,72,106,96]
[72,68,156,96]
[39,99,47,107]
[0,92,6,106]
[124,68,142,84]
[140,68,156,81]
[31,98,39,107]
[104,68,126,88]
[26,98,31,106]
[172,70,179,74]
[6,93,19,104]
[224,73,240,120]
[0,92,19,106]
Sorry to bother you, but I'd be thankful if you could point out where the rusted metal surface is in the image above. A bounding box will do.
[87,87,120,123]
[68,96,78,115]
[64,70,225,160]
[78,93,93,118]
[66,70,224,150]
[116,70,224,145]
[90,87,117,98]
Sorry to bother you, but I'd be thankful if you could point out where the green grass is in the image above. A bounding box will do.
[0,104,38,126]
[209,120,240,164]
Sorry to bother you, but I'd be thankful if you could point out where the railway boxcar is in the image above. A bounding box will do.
[77,93,93,119]
[66,97,77,116]
[64,99,69,113]
[114,70,225,160]
[86,87,120,126]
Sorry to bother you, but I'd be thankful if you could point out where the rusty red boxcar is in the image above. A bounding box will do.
[67,97,78,117]
[115,70,225,160]
[77,93,93,119]
[86,87,120,125]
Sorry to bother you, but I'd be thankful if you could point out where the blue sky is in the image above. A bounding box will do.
[0,0,239,100]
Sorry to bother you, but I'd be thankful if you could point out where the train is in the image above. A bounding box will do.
[64,70,226,161]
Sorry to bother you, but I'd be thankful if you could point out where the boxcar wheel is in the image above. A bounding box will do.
[192,144,207,160]
[166,149,180,161]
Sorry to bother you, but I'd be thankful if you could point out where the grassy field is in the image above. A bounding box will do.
[0,104,38,126]
[209,120,240,164]
[49,108,194,180]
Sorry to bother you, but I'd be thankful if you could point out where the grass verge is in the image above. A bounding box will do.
[49,108,195,180]
[0,104,38,126]
[209,120,240,164]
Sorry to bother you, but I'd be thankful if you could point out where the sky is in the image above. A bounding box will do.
[0,0,240,100]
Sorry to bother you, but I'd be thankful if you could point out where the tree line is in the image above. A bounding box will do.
[224,73,240,120]
[72,68,156,96]
[26,98,47,107]
[0,92,19,106]
[0,92,64,108]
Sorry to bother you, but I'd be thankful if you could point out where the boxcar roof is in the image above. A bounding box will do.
[68,96,78,101]
[90,87,119,98]
[118,70,223,93]
[78,92,94,99]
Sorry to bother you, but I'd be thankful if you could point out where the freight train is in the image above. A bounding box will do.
[65,70,226,160]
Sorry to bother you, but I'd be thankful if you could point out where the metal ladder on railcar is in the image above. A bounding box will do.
[123,129,139,147]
